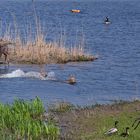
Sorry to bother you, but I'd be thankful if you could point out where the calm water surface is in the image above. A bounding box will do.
[0,0,140,105]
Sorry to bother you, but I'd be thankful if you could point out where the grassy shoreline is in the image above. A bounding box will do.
[0,97,59,140]
[48,100,140,140]
[0,98,140,140]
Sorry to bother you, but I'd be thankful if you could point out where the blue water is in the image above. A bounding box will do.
[0,0,140,105]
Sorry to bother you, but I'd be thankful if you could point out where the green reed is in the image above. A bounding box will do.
[0,97,59,140]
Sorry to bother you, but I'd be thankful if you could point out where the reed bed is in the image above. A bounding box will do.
[0,15,96,64]
[0,97,59,140]
[0,0,97,64]
[8,36,95,64]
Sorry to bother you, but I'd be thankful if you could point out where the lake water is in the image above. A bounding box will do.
[0,0,140,105]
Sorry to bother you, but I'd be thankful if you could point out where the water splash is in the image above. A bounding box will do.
[46,72,56,80]
[0,69,25,78]
[0,69,56,80]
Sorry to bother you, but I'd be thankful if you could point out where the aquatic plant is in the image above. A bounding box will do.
[9,38,95,64]
[0,14,96,64]
[0,0,96,64]
[0,97,59,140]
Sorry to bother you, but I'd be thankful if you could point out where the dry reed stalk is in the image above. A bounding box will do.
[0,17,96,64]
[7,37,96,64]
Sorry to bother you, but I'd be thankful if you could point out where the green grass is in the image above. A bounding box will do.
[49,100,140,140]
[80,112,140,140]
[0,97,59,140]
[1,98,140,140]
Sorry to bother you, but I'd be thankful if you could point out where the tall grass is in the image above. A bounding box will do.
[0,15,96,64]
[0,97,59,140]
[9,36,95,64]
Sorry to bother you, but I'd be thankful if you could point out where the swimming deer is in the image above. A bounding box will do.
[66,75,76,85]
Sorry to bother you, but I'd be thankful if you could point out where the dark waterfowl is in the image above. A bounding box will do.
[104,16,111,24]
[104,121,118,135]
[132,118,140,130]
[120,127,129,137]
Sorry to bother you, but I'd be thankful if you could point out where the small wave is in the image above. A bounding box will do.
[46,72,56,80]
[0,69,25,78]
[0,69,56,80]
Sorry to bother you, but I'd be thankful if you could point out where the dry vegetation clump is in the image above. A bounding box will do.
[8,36,96,64]
[0,21,97,64]
[0,0,97,64]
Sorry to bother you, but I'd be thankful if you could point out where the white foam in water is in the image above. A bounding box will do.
[46,72,56,80]
[25,71,44,79]
[0,69,25,78]
[0,69,55,80]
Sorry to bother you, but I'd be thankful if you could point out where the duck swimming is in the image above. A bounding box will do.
[104,121,118,135]
[104,16,111,24]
